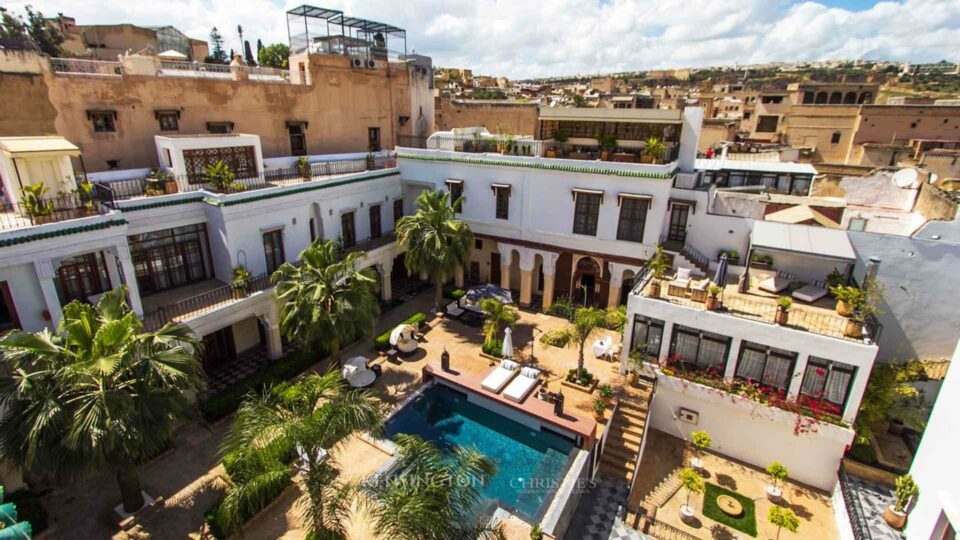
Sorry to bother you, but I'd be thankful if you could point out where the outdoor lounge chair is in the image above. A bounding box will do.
[481,359,519,393]
[668,268,696,297]
[792,283,829,303]
[342,356,377,388]
[503,367,541,403]
[759,275,790,294]
[446,301,464,318]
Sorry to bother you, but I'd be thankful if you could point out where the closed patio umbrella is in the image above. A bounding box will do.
[714,253,729,286]
[501,327,514,359]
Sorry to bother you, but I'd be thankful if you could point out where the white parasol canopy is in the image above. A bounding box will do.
[389,324,416,346]
[158,49,188,60]
[501,327,514,359]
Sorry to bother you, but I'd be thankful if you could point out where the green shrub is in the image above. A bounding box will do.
[5,488,49,534]
[374,313,427,351]
[545,297,573,320]
[603,306,627,331]
[482,338,503,357]
[567,367,594,386]
[442,285,466,301]
[199,349,320,421]
[847,442,878,464]
[540,328,572,348]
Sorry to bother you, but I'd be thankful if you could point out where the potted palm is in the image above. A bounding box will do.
[706,283,722,310]
[844,279,882,338]
[830,284,863,317]
[679,467,703,522]
[296,156,312,181]
[75,180,98,216]
[643,136,666,164]
[766,461,788,501]
[592,397,606,422]
[690,430,711,470]
[883,474,918,530]
[20,183,53,223]
[647,247,671,298]
[598,384,614,405]
[204,160,242,193]
[596,133,617,161]
[231,265,252,299]
[775,296,792,325]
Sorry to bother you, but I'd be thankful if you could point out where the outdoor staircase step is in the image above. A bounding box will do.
[608,433,643,450]
[604,445,638,462]
[601,454,636,472]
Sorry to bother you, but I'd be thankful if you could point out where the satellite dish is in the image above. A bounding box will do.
[891,168,919,189]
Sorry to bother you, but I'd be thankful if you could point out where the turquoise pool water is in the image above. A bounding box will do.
[384,383,576,521]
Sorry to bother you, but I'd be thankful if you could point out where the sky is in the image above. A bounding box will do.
[4,0,959,79]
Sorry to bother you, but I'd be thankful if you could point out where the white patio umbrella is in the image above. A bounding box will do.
[501,327,514,359]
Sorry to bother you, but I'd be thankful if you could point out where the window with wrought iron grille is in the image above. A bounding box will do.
[494,186,509,220]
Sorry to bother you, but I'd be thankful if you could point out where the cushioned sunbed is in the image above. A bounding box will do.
[759,276,791,294]
[792,284,829,303]
[503,367,541,403]
[481,359,519,393]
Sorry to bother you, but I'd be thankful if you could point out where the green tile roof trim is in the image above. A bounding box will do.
[212,170,401,207]
[397,152,678,179]
[0,219,128,247]
[119,194,206,212]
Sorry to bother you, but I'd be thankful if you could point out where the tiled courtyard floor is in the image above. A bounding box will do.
[38,290,628,540]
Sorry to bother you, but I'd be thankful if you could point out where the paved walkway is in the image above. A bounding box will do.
[566,476,647,540]
[843,474,906,540]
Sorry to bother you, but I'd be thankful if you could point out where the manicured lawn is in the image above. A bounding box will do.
[702,482,757,537]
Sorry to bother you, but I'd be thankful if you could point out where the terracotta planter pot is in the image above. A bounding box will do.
[600,150,611,161]
[648,280,662,298]
[163,180,179,194]
[627,372,638,385]
[593,410,605,422]
[845,319,864,338]
[545,148,557,158]
[883,505,907,530]
[836,300,853,316]
[705,296,719,311]
[774,308,789,325]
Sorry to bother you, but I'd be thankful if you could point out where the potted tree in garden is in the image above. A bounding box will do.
[883,474,918,530]
[845,278,882,339]
[830,284,863,317]
[296,156,312,181]
[690,430,711,470]
[204,160,242,193]
[598,384,614,405]
[564,307,607,390]
[679,467,703,522]
[20,183,53,223]
[706,283,722,310]
[766,461,788,501]
[647,246,671,298]
[769,505,800,540]
[775,296,792,325]
[231,265,252,298]
[592,397,606,421]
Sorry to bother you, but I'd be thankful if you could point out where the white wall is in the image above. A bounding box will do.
[0,263,48,332]
[232,316,262,354]
[905,341,960,539]
[650,373,854,491]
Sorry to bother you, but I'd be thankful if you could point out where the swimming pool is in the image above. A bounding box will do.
[384,383,576,521]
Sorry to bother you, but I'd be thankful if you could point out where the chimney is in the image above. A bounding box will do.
[865,256,881,283]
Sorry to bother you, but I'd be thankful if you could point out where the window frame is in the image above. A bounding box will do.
[493,185,510,220]
[392,199,403,225]
[669,325,731,375]
[288,122,307,156]
[157,112,180,131]
[630,315,664,359]
[89,111,117,133]
[262,228,285,274]
[341,211,356,248]
[572,191,602,236]
[369,204,382,239]
[756,115,779,133]
[445,180,464,213]
[800,358,857,416]
[734,341,797,392]
[616,196,649,243]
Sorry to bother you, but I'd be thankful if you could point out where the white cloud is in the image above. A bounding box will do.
[10,0,960,78]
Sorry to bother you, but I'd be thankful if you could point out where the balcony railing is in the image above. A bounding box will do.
[51,58,122,76]
[838,467,873,540]
[397,134,429,149]
[426,134,543,157]
[0,191,113,232]
[157,60,290,82]
[142,272,273,331]
[96,157,392,202]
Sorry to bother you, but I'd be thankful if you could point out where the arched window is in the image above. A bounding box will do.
[815,92,828,104]
[858,92,873,104]
[829,92,842,104]
[843,92,857,104]
[802,91,814,104]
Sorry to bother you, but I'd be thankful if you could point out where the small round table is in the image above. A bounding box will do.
[716,495,744,517]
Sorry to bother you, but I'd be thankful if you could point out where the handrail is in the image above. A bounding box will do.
[0,192,112,232]
[142,273,272,331]
[623,505,699,540]
[838,467,871,540]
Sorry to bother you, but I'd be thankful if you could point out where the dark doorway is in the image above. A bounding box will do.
[490,252,501,284]
[667,204,689,246]
[469,261,481,284]
[0,282,20,331]
[202,327,236,371]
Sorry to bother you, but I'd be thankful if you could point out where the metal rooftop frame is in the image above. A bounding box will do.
[286,4,407,60]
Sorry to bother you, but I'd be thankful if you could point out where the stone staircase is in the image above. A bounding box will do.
[598,380,655,482]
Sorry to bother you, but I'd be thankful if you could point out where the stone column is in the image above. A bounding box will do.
[723,337,742,380]
[787,353,810,400]
[540,252,559,311]
[519,269,533,307]
[262,302,284,360]
[34,259,62,329]
[455,266,465,288]
[115,244,144,317]
[379,260,393,302]
[657,321,675,364]
[499,251,512,291]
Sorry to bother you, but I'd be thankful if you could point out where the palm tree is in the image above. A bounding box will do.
[0,288,204,513]
[396,189,473,313]
[480,298,518,349]
[361,434,501,540]
[569,307,607,378]
[272,238,380,366]
[216,372,383,538]
[643,136,666,163]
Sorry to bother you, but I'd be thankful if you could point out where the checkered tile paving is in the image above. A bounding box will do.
[565,476,648,540]
[204,344,293,397]
[844,474,906,540]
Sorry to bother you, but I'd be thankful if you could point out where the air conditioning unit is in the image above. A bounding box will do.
[351,57,363,68]
[366,59,377,69]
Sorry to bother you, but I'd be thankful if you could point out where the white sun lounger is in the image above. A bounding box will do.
[759,276,790,294]
[503,367,541,403]
[481,359,519,393]
[792,284,829,303]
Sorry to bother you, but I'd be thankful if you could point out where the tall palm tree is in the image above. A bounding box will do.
[569,307,607,378]
[0,287,204,512]
[480,298,518,349]
[361,434,501,540]
[272,238,380,366]
[217,371,383,538]
[396,189,473,313]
